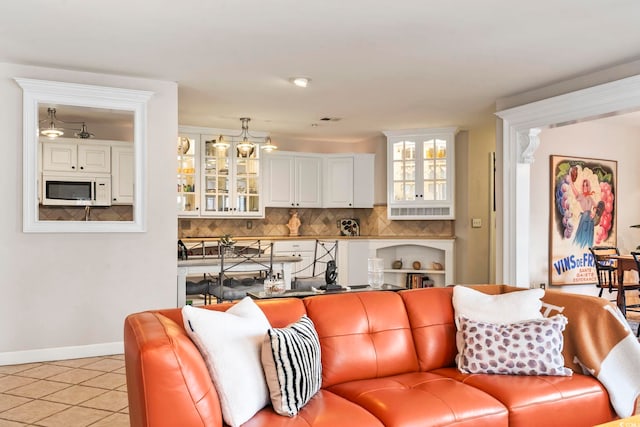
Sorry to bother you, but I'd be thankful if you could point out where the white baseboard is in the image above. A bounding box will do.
[0,342,124,366]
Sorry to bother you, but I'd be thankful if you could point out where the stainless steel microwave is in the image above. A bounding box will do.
[42,174,111,206]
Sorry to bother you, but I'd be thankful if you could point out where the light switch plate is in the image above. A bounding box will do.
[471,218,482,228]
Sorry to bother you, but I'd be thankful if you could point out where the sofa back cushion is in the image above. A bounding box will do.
[400,287,458,371]
[304,291,419,388]
[157,298,307,329]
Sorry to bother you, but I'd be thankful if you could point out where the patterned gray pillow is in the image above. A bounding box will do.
[261,315,322,416]
[458,314,573,376]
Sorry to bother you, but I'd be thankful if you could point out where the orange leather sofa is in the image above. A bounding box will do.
[124,286,616,427]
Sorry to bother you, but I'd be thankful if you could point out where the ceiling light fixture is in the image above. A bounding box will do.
[262,136,278,152]
[39,107,95,139]
[290,77,311,88]
[40,108,65,138]
[213,117,276,154]
[74,123,95,139]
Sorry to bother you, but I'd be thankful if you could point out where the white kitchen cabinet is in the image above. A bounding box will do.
[42,139,111,174]
[178,126,265,218]
[264,152,322,208]
[200,134,263,217]
[111,145,134,204]
[383,127,457,219]
[324,154,374,208]
[272,240,316,278]
[324,156,353,208]
[177,133,200,216]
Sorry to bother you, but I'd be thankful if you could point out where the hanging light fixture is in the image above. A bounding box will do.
[212,117,276,154]
[236,117,255,154]
[39,107,95,139]
[40,108,65,138]
[74,123,95,139]
[262,136,278,152]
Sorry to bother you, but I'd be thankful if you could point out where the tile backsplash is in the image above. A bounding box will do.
[179,205,454,239]
[38,205,133,221]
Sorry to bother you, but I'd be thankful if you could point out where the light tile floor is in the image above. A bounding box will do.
[0,354,128,427]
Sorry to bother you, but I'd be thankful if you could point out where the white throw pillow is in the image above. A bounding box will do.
[262,315,322,417]
[452,286,545,365]
[452,286,544,327]
[182,297,271,427]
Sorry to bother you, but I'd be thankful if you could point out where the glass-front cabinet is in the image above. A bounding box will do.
[201,135,262,216]
[177,134,199,215]
[177,126,264,218]
[383,127,457,219]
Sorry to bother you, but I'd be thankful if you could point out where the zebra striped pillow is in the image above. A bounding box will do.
[261,315,322,417]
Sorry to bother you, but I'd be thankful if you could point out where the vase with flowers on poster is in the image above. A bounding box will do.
[549,155,617,286]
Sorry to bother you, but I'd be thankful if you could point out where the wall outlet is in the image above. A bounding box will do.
[246,220,253,229]
[471,218,482,228]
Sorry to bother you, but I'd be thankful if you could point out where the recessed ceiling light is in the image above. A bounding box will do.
[289,77,311,88]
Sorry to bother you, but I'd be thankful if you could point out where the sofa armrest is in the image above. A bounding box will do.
[124,311,223,427]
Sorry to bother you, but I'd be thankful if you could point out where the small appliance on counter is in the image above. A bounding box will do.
[338,218,360,236]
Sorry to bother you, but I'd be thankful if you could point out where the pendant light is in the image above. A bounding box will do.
[40,108,65,138]
[212,117,276,153]
[39,107,95,139]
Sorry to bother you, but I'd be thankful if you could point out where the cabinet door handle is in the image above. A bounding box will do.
[71,165,76,169]
[80,166,84,170]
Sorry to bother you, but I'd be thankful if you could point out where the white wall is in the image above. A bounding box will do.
[0,63,178,363]
[529,119,640,295]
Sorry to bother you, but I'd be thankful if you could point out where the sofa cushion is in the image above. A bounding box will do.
[400,287,458,371]
[303,292,419,387]
[262,315,322,416]
[243,390,384,427]
[328,372,508,427]
[433,367,616,427]
[182,298,271,427]
[458,315,572,376]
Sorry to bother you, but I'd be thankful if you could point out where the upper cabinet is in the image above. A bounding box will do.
[324,154,374,208]
[177,133,200,215]
[264,152,322,208]
[111,145,134,205]
[383,127,457,220]
[264,151,375,209]
[178,126,265,218]
[200,134,262,217]
[42,140,111,174]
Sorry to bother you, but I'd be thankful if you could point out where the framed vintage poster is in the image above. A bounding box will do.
[549,155,617,285]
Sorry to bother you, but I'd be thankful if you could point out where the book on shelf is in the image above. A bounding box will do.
[405,273,435,289]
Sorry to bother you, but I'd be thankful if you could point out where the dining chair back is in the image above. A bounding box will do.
[589,246,620,297]
[292,240,339,290]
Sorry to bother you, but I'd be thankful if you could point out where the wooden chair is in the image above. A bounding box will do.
[626,252,640,336]
[589,246,621,297]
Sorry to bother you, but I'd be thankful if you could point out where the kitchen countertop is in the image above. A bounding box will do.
[178,255,301,267]
[180,235,456,243]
